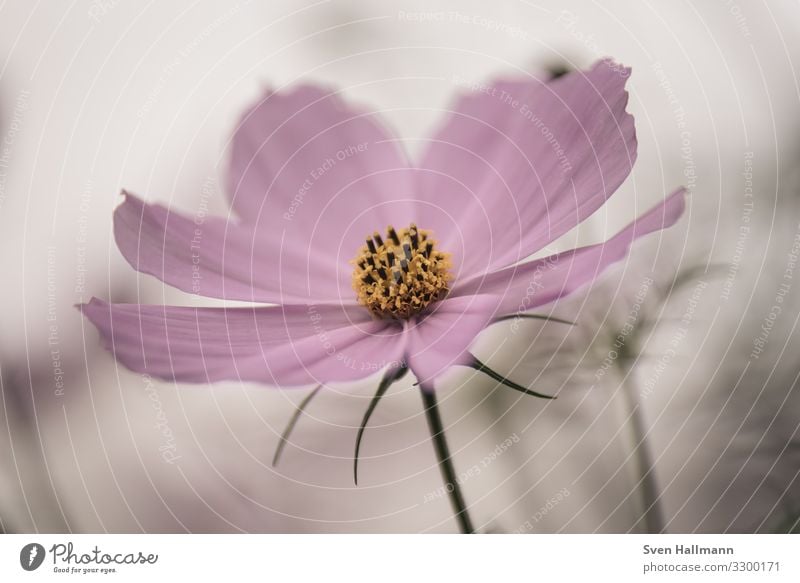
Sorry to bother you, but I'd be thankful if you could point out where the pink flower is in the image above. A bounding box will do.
[81,60,685,390]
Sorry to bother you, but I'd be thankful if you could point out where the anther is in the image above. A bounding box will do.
[373,232,384,247]
[410,226,419,249]
[388,226,400,246]
[366,238,377,254]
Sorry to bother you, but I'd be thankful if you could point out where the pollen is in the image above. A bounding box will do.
[352,224,452,319]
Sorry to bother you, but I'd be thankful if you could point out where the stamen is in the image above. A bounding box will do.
[352,223,452,319]
[388,226,400,246]
[410,226,419,249]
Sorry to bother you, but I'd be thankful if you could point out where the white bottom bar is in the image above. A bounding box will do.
[1,534,796,581]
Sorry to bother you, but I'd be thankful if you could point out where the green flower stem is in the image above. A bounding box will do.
[420,387,475,534]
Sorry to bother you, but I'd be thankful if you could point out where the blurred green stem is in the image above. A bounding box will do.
[618,367,665,533]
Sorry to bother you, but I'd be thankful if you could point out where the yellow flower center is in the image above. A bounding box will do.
[352,224,452,319]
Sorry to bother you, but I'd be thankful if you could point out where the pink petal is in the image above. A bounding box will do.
[80,298,406,386]
[452,188,686,313]
[228,85,422,276]
[115,192,350,304]
[417,60,637,277]
[404,295,499,387]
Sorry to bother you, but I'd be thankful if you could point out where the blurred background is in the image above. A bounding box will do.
[1,0,799,533]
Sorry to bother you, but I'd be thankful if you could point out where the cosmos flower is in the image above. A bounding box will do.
[81,59,684,394]
[80,59,684,533]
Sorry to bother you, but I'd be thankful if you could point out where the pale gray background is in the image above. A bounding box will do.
[1,0,799,533]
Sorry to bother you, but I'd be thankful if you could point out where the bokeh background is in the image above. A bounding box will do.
[1,0,799,533]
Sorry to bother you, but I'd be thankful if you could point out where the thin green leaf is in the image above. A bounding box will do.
[272,385,322,466]
[470,356,555,399]
[494,313,576,326]
[354,365,408,485]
